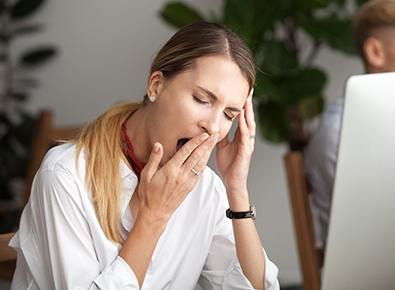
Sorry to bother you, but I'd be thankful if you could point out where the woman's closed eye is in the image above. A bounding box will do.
[193,95,209,105]
[224,112,233,121]
[194,95,235,121]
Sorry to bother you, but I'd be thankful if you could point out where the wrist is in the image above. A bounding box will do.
[136,208,169,232]
[225,182,248,195]
[226,188,249,211]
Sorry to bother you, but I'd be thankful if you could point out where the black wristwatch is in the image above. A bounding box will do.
[226,204,256,220]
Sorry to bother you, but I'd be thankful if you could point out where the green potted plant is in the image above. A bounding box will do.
[160,0,367,151]
[0,0,58,232]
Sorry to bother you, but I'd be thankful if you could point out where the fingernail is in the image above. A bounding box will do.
[211,134,219,144]
[201,133,209,142]
[153,143,159,153]
[251,88,254,96]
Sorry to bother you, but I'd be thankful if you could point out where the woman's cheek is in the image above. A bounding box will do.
[219,123,232,142]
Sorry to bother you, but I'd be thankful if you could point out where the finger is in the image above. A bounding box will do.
[183,133,218,175]
[245,96,256,135]
[238,109,249,139]
[237,109,255,157]
[248,88,254,98]
[141,142,163,181]
[171,133,209,167]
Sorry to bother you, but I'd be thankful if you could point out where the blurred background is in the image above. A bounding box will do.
[0,0,364,288]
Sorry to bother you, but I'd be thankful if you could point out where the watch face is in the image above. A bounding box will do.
[226,208,233,219]
[251,204,256,220]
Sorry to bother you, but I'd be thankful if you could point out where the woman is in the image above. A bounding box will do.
[10,22,279,290]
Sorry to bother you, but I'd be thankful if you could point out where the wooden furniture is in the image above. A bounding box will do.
[283,151,323,290]
[24,110,82,205]
[0,232,16,281]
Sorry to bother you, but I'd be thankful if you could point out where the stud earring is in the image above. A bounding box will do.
[149,96,156,103]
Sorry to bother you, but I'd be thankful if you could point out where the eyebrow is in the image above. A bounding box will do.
[196,86,242,112]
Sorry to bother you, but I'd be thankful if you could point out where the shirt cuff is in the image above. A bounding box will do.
[263,247,280,290]
[222,263,255,289]
[93,256,139,289]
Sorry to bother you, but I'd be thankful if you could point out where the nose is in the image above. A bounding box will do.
[200,111,221,136]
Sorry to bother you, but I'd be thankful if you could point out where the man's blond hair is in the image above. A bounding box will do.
[354,0,395,61]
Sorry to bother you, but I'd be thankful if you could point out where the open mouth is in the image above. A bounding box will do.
[176,138,191,152]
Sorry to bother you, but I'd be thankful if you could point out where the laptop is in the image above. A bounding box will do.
[321,72,395,290]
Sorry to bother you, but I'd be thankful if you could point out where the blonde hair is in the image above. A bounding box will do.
[75,22,256,244]
[354,0,395,61]
[75,101,141,244]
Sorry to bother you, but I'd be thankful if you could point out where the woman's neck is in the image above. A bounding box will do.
[126,107,151,164]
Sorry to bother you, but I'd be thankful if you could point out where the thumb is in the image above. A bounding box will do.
[141,142,163,181]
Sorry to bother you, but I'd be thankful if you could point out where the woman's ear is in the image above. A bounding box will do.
[364,37,386,69]
[147,71,164,98]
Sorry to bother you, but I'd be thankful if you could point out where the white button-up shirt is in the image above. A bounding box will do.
[10,144,279,290]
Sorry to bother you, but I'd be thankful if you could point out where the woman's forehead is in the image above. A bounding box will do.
[181,56,249,94]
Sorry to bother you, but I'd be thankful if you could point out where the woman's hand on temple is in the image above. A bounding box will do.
[216,89,256,196]
[137,133,218,225]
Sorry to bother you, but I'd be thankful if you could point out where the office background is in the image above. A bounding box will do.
[14,0,363,286]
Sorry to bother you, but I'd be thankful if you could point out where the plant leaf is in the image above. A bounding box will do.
[261,40,300,76]
[11,24,45,37]
[254,72,283,101]
[0,32,11,43]
[0,112,34,185]
[14,110,35,144]
[293,0,332,9]
[0,113,11,127]
[257,101,291,143]
[160,2,205,29]
[356,0,369,7]
[10,0,46,20]
[207,10,220,23]
[223,0,289,54]
[274,67,327,105]
[0,141,24,180]
[0,2,7,15]
[0,53,7,63]
[14,78,40,88]
[300,15,357,55]
[19,46,57,66]
[11,92,29,102]
[299,94,325,119]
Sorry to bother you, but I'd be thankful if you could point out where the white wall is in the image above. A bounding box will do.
[19,0,363,286]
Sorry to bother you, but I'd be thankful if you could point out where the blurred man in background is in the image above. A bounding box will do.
[304,0,395,248]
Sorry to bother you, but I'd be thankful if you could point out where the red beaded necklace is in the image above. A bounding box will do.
[120,119,146,179]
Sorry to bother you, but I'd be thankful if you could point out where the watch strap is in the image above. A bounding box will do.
[226,204,256,220]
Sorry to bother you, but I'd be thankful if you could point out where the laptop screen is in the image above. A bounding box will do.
[321,72,395,290]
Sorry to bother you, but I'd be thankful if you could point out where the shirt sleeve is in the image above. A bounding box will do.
[198,182,279,290]
[304,100,343,244]
[12,169,139,290]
